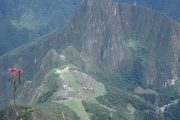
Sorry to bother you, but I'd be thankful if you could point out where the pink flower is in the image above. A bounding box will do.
[8,67,24,75]
[8,67,18,75]
[16,69,23,74]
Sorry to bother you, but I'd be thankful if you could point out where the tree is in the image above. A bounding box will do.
[131,57,145,86]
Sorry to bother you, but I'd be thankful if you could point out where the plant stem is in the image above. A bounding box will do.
[13,80,16,120]
[13,81,16,105]
[62,112,65,120]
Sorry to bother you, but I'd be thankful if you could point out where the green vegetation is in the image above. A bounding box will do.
[62,46,86,70]
[63,71,84,95]
[0,0,180,119]
[0,105,35,120]
[63,99,90,120]
[95,86,160,120]
[165,101,180,120]
[37,70,59,103]
[32,102,80,120]
[64,74,79,90]
[131,57,145,86]
[114,0,180,22]
[82,101,115,120]
[0,0,80,55]
[16,108,36,120]
[37,83,58,103]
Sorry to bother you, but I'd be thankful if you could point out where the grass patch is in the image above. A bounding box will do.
[64,74,78,90]
[32,102,80,120]
[63,72,84,95]
[63,99,90,120]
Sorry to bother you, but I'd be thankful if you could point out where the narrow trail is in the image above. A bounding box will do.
[160,99,180,112]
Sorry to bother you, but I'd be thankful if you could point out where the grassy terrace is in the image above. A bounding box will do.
[32,102,80,120]
[63,99,90,120]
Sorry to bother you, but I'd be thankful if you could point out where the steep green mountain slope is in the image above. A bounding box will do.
[0,0,180,119]
[114,0,180,22]
[0,0,80,55]
[0,0,180,55]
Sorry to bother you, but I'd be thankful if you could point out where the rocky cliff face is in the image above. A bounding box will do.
[0,0,180,119]
[70,0,180,86]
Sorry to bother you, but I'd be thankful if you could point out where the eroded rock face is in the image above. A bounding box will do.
[71,0,180,85]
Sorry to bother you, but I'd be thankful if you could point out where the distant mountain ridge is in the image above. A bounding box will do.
[0,0,80,55]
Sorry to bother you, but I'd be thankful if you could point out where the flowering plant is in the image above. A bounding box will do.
[8,67,23,105]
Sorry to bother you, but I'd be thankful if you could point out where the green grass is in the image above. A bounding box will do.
[64,74,78,90]
[32,102,80,120]
[63,72,84,95]
[63,99,90,120]
[82,101,112,120]
[126,37,139,51]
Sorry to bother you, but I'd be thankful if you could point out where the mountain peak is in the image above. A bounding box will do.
[81,0,114,7]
